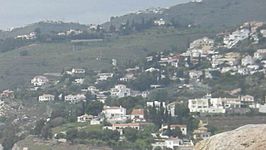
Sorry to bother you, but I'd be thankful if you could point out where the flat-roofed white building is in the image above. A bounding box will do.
[110,84,131,98]
[31,76,49,86]
[39,94,55,102]
[64,94,86,103]
[102,106,127,123]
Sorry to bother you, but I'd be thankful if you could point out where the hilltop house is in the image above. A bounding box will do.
[38,94,55,102]
[16,32,36,40]
[102,106,127,123]
[64,94,86,103]
[154,18,166,26]
[110,84,131,98]
[31,76,49,86]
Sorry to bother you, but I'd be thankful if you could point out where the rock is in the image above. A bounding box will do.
[195,124,266,150]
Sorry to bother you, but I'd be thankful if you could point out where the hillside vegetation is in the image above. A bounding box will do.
[104,0,266,29]
[0,27,213,89]
[0,0,266,89]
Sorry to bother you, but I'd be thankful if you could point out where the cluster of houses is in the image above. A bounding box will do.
[19,21,266,149]
[75,103,195,150]
[15,32,37,40]
[223,22,263,48]
[188,94,258,114]
[0,89,15,116]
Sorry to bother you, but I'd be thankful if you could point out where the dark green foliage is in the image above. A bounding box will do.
[187,117,199,132]
[106,96,144,111]
[32,119,46,135]
[66,128,78,141]
[19,50,29,56]
[124,128,138,142]
[149,89,169,101]
[128,72,158,91]
[175,103,190,121]
[2,125,19,150]
[147,102,171,127]
[85,101,104,116]
[66,129,120,143]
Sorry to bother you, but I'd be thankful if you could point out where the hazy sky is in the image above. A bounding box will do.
[0,0,190,30]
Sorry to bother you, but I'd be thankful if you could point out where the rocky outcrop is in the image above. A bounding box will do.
[195,124,266,150]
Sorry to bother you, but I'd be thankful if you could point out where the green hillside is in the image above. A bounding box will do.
[0,0,266,89]
[0,27,213,89]
[104,0,266,29]
[0,21,89,39]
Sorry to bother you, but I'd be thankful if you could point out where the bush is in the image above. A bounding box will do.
[19,50,29,56]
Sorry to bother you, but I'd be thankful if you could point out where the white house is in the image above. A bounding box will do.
[241,55,255,66]
[130,108,146,122]
[97,73,114,81]
[77,114,93,123]
[110,84,131,98]
[260,29,266,38]
[16,32,36,40]
[66,68,86,75]
[64,94,86,103]
[188,96,226,113]
[102,106,127,123]
[254,49,266,60]
[147,101,166,108]
[259,104,266,113]
[160,124,187,135]
[223,29,250,48]
[145,67,160,73]
[152,138,194,150]
[154,18,166,26]
[38,94,55,102]
[31,76,49,86]
[189,70,203,80]
[87,86,99,94]
[90,118,102,125]
[73,78,84,84]
[240,95,256,108]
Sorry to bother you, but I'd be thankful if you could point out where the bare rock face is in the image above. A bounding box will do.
[195,124,266,150]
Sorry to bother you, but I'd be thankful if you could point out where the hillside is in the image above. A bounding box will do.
[12,136,112,150]
[104,0,266,30]
[0,0,266,89]
[0,21,88,39]
[195,124,266,150]
[0,27,213,89]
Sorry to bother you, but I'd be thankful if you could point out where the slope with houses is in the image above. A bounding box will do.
[2,21,266,150]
